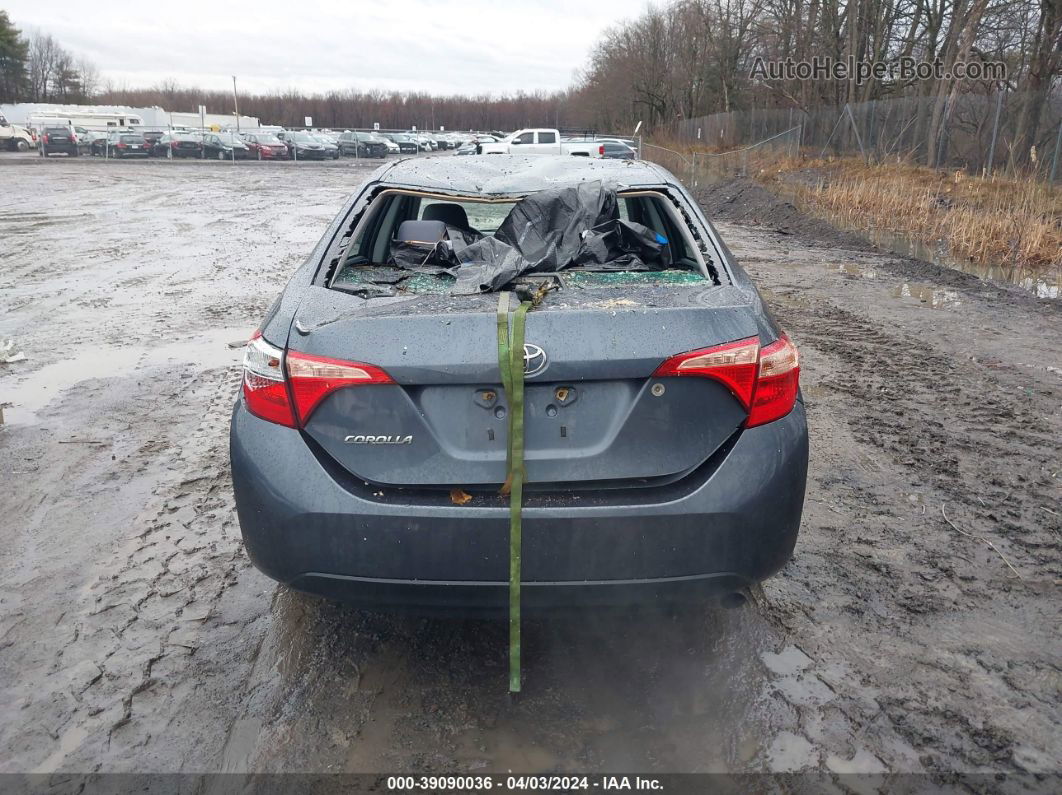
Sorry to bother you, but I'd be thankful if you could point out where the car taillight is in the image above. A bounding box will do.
[747,334,800,427]
[241,337,395,428]
[286,351,394,426]
[171,141,179,148]
[242,333,296,428]
[42,134,49,143]
[653,333,799,427]
[599,144,605,155]
[117,142,126,148]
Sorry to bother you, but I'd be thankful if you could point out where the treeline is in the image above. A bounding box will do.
[578,0,1062,167]
[2,0,1059,163]
[0,11,99,103]
[92,82,587,133]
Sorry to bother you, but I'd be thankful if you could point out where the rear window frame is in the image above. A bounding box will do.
[318,186,720,290]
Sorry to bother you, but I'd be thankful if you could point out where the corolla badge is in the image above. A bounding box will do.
[344,435,413,445]
[523,343,548,377]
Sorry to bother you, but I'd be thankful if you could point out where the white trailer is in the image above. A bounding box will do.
[26,110,144,132]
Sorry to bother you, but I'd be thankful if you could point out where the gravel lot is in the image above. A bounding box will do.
[0,156,1058,784]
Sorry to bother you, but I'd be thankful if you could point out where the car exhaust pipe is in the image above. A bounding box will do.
[720,591,748,609]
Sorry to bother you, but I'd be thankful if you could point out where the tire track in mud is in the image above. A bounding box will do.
[755,278,1061,775]
[774,293,1060,573]
[20,366,244,772]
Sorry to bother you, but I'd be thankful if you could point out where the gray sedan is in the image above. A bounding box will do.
[229,155,808,612]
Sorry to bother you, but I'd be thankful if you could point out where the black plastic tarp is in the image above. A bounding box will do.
[363,181,671,296]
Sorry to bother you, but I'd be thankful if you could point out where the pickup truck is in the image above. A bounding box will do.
[0,120,34,151]
[478,128,603,157]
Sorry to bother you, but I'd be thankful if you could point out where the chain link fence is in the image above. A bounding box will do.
[643,126,802,186]
[671,90,1062,182]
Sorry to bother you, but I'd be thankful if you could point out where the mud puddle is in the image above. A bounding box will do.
[890,282,962,309]
[229,592,792,773]
[793,193,1061,300]
[0,326,249,423]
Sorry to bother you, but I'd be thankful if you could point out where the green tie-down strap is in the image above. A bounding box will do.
[496,293,531,693]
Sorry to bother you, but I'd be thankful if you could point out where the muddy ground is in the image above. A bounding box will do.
[0,157,1058,786]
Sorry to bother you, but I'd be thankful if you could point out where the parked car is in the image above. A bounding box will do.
[455,135,497,156]
[311,134,341,159]
[601,140,637,160]
[381,133,419,154]
[425,134,449,150]
[156,131,204,158]
[203,132,251,160]
[70,127,98,155]
[241,132,288,160]
[378,135,400,154]
[479,128,604,157]
[406,132,434,152]
[101,131,150,158]
[139,130,167,155]
[229,155,808,613]
[284,131,330,160]
[38,125,80,157]
[90,132,113,156]
[337,131,388,158]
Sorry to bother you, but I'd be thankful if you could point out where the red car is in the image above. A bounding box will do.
[242,133,289,160]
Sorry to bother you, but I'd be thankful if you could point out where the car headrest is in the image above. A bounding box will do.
[422,203,470,230]
[395,220,448,244]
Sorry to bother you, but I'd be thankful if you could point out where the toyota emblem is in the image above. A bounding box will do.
[522,343,548,377]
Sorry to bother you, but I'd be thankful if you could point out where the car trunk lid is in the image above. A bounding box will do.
[287,281,761,489]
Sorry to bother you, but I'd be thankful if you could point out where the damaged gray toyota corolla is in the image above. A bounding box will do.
[229,155,809,612]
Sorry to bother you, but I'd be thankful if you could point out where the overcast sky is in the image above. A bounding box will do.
[7,0,648,96]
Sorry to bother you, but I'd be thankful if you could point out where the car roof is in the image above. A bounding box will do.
[371,154,674,195]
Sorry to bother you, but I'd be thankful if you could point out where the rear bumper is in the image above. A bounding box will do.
[230,401,808,611]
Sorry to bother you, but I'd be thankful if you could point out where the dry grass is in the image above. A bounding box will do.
[759,155,1062,271]
[645,137,1062,272]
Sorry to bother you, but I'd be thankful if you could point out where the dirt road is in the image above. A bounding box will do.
[0,158,1058,783]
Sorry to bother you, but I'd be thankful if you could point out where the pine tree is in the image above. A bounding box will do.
[0,11,29,103]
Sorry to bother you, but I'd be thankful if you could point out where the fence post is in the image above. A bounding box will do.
[820,106,847,157]
[846,104,867,162]
[1050,121,1062,183]
[986,89,1004,177]
[934,94,951,169]
[867,100,877,160]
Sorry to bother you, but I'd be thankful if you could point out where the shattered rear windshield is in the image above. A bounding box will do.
[329,182,715,298]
